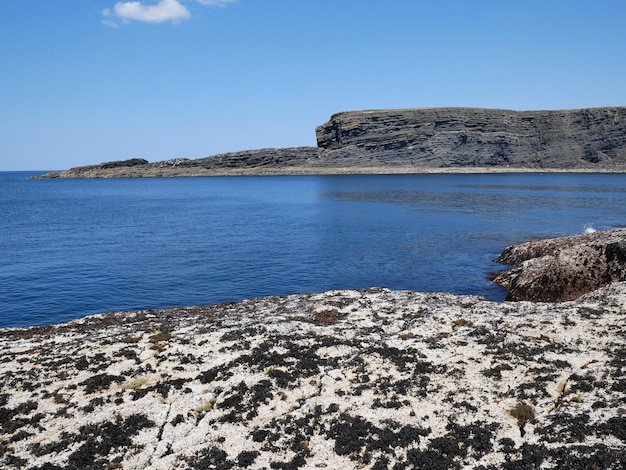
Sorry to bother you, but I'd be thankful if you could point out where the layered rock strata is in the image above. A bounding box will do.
[315,107,626,169]
[35,147,321,178]
[1,286,625,469]
[493,228,626,302]
[33,106,626,178]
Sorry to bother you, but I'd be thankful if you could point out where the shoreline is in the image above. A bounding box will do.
[1,285,624,469]
[1,225,625,468]
[32,165,626,179]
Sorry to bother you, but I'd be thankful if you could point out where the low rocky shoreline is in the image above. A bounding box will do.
[33,164,626,179]
[33,106,626,178]
[1,230,626,469]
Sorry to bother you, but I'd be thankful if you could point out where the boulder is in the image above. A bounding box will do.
[493,228,626,301]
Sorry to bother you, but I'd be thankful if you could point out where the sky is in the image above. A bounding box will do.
[1,1,625,171]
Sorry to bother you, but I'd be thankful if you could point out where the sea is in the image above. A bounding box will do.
[1,171,625,329]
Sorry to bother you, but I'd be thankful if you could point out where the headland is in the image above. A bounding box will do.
[34,106,626,178]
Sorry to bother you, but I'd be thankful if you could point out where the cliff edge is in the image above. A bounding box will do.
[315,107,626,169]
[34,107,626,178]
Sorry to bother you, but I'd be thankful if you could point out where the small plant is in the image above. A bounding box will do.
[452,318,473,330]
[126,377,150,390]
[510,402,535,437]
[313,309,340,325]
[149,330,173,343]
[197,398,216,413]
[510,403,535,420]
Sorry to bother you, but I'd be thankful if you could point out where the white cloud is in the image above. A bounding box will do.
[104,0,191,25]
[102,0,236,26]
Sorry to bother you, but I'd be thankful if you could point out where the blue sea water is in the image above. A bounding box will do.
[1,171,625,329]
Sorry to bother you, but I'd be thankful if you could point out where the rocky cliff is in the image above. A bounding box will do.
[33,107,626,178]
[315,107,626,169]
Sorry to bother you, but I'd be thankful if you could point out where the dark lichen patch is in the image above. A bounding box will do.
[269,453,308,470]
[535,413,595,443]
[0,400,38,434]
[402,449,456,470]
[326,413,430,463]
[85,352,111,372]
[249,406,327,465]
[216,380,274,422]
[325,415,496,470]
[236,450,260,467]
[128,377,186,401]
[80,373,124,394]
[597,416,626,442]
[567,372,598,393]
[229,335,344,387]
[184,446,236,470]
[513,374,560,400]
[371,397,406,409]
[118,347,139,362]
[482,362,513,380]
[75,355,89,370]
[500,442,626,470]
[27,413,155,468]
[220,325,267,345]
[196,364,232,385]
[577,306,605,319]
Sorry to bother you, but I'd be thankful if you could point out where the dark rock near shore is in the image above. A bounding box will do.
[493,228,626,302]
[33,106,626,178]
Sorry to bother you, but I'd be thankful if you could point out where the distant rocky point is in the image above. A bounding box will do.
[34,107,626,178]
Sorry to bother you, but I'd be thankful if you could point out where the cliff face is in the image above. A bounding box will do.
[33,106,626,178]
[315,107,626,169]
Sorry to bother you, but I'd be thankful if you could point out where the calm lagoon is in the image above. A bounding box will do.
[1,171,625,328]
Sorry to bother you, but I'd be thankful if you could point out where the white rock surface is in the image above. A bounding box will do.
[0,286,625,469]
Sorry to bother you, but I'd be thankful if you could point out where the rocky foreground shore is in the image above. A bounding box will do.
[1,230,626,469]
[34,106,626,178]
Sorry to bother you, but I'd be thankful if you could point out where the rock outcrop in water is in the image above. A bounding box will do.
[1,285,625,469]
[33,106,626,178]
[493,228,626,302]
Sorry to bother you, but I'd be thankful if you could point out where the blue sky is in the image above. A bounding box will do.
[1,1,625,171]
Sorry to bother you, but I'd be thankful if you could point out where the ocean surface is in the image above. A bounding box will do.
[1,171,625,329]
